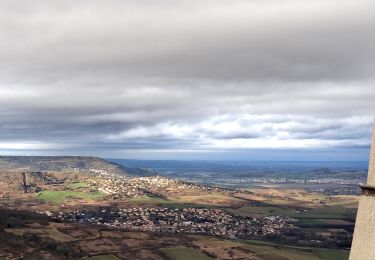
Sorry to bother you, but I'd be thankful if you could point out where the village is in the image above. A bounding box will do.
[32,168,296,240]
[79,168,225,199]
[48,207,293,240]
[0,161,356,258]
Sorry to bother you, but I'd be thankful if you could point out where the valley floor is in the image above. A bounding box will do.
[0,160,358,259]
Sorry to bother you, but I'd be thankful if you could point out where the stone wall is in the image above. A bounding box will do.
[350,119,375,260]
[367,120,375,186]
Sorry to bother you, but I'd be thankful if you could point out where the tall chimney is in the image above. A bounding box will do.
[350,119,375,259]
[22,172,27,193]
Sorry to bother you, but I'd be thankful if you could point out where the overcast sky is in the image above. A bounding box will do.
[0,0,374,160]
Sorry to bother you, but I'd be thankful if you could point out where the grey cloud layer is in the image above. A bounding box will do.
[0,0,374,153]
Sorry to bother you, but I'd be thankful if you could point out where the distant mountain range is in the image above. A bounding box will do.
[0,156,151,176]
[109,159,368,179]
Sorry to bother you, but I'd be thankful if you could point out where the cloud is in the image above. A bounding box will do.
[0,0,374,157]
[106,114,373,150]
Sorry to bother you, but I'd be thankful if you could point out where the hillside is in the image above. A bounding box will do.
[0,156,354,259]
[0,156,129,175]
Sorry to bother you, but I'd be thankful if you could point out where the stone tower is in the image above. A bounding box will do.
[350,120,375,259]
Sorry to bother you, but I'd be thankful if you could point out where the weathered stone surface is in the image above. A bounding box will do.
[350,119,375,260]
[350,196,375,260]
[367,120,375,186]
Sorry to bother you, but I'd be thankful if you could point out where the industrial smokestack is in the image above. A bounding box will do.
[350,119,375,259]
[22,172,27,193]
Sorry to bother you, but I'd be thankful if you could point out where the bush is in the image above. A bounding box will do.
[40,238,57,251]
[23,232,41,243]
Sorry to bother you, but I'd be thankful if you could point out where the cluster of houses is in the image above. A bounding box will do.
[86,169,222,199]
[33,168,297,241]
[50,207,293,239]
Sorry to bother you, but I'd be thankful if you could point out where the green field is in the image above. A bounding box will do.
[128,196,216,209]
[66,181,90,189]
[232,205,298,217]
[161,247,213,260]
[128,196,187,208]
[243,240,349,260]
[233,204,355,219]
[326,200,358,208]
[37,190,104,204]
[315,249,349,260]
[297,218,326,225]
[243,244,319,260]
[129,196,171,204]
[295,206,356,219]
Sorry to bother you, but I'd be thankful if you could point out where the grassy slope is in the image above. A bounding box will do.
[243,244,319,260]
[315,249,349,260]
[128,196,217,209]
[243,240,349,260]
[233,204,355,219]
[66,181,90,189]
[0,155,126,174]
[37,190,104,204]
[189,236,349,260]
